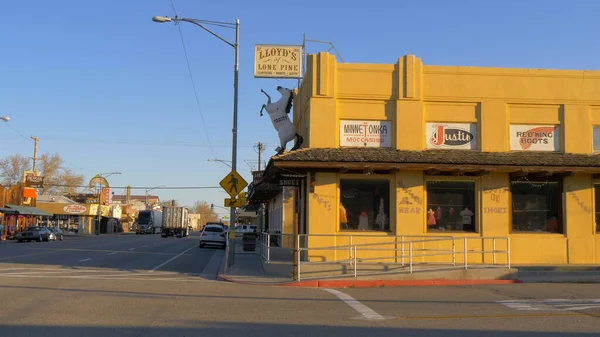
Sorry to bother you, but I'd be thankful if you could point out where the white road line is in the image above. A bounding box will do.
[323,288,385,321]
[108,252,118,255]
[142,245,148,248]
[78,258,92,262]
[128,248,135,251]
[150,245,196,272]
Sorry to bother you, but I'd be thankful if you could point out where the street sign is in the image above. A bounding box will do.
[224,198,243,207]
[219,170,248,198]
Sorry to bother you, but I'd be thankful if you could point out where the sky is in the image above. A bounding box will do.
[1,0,599,215]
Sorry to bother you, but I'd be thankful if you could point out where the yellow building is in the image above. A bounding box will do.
[256,52,600,266]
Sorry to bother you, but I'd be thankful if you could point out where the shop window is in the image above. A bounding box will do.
[595,185,600,233]
[511,176,563,233]
[340,179,390,231]
[593,126,600,152]
[426,181,476,232]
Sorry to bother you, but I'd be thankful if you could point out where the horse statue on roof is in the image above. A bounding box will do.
[259,86,304,155]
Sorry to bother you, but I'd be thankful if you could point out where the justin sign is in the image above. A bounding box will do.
[510,124,560,151]
[254,45,302,79]
[426,123,477,150]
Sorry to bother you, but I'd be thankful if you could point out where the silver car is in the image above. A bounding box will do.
[198,225,226,249]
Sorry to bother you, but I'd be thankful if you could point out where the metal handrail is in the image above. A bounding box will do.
[295,234,510,280]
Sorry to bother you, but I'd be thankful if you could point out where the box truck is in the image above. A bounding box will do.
[161,206,189,238]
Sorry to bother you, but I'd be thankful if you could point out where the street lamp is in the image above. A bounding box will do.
[92,172,122,235]
[0,116,9,122]
[145,185,165,209]
[153,14,240,263]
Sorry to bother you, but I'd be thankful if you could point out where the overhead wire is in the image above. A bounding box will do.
[45,184,222,190]
[2,123,97,174]
[169,0,217,158]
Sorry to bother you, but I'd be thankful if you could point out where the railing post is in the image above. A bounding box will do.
[394,236,398,264]
[354,245,357,278]
[463,237,468,270]
[409,241,413,273]
[349,235,353,265]
[452,238,456,267]
[507,237,511,269]
[297,234,301,281]
[492,238,496,266]
[401,236,405,267]
[267,233,271,262]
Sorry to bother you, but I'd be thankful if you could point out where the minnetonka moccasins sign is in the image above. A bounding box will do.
[340,120,392,147]
[254,45,302,79]
[510,124,560,151]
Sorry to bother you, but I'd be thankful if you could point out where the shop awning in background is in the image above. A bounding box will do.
[2,204,53,216]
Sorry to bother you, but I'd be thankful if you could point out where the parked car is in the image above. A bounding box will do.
[198,224,227,249]
[15,227,52,242]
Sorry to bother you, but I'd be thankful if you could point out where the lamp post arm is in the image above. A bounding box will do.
[176,18,235,48]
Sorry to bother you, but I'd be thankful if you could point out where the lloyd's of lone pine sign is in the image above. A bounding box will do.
[340,120,392,147]
[426,123,477,150]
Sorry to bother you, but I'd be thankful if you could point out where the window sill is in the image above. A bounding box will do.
[510,232,565,237]
[338,230,393,234]
[426,231,480,236]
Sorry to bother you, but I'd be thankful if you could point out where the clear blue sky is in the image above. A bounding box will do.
[1,0,599,213]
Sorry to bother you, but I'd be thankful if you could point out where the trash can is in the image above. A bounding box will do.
[242,232,257,252]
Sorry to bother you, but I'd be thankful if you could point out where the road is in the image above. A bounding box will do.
[0,233,599,336]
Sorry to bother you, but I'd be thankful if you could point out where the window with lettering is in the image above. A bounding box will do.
[594,185,600,233]
[426,181,476,232]
[511,176,562,233]
[339,179,390,231]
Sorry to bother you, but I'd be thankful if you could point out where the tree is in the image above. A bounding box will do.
[191,201,219,225]
[0,152,84,195]
[0,154,29,186]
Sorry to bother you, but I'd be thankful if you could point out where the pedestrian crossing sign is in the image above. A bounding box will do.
[219,170,248,198]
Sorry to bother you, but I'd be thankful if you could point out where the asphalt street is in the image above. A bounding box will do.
[0,233,599,336]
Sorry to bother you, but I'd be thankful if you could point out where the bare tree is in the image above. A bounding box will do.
[0,152,85,194]
[0,154,29,186]
[191,201,219,225]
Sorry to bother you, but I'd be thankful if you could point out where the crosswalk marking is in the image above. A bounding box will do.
[0,267,205,282]
[497,299,600,311]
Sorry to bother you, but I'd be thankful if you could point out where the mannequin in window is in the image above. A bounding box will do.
[375,197,387,230]
[459,207,474,231]
[339,203,348,229]
[427,209,436,227]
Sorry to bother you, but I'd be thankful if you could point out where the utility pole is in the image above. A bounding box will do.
[257,142,264,171]
[30,136,39,172]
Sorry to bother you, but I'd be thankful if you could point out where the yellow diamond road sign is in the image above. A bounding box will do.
[219,170,247,198]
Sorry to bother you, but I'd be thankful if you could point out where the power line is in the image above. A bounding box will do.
[37,136,268,148]
[44,184,222,190]
[168,0,217,158]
